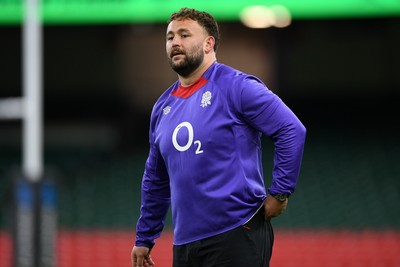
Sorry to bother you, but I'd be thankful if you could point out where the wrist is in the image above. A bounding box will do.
[135,239,155,249]
[270,193,289,202]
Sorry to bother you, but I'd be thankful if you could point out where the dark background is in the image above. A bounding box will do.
[1,17,400,231]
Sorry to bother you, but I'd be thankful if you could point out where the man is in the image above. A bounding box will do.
[131,7,306,267]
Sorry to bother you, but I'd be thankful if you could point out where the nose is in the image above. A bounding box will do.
[170,36,181,47]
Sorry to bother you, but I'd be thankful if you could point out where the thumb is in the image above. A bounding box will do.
[145,254,155,266]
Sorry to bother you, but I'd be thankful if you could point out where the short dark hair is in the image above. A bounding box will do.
[168,7,220,52]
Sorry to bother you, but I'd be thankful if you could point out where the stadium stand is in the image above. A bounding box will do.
[1,130,399,266]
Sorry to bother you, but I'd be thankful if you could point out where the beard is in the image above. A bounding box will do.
[168,45,204,78]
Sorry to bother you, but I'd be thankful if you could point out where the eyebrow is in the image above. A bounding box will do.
[166,28,191,36]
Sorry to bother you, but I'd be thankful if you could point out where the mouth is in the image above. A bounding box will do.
[171,50,185,58]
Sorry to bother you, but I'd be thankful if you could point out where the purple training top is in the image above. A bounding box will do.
[135,62,306,247]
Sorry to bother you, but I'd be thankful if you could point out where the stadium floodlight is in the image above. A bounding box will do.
[0,0,400,25]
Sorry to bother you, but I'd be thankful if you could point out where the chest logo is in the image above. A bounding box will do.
[200,91,212,108]
[163,106,171,115]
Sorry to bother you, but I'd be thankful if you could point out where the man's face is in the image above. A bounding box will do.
[166,19,208,77]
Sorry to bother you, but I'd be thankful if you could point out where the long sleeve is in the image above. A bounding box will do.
[239,77,306,195]
[135,109,171,248]
[133,63,306,245]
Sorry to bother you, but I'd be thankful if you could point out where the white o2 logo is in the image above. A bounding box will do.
[172,122,203,154]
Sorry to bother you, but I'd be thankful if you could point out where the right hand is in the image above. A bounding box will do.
[131,246,155,267]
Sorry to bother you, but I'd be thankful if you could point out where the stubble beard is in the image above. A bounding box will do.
[168,46,204,78]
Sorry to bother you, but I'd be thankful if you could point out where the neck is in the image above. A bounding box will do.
[178,55,216,86]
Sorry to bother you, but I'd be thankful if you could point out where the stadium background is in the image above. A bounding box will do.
[1,1,400,266]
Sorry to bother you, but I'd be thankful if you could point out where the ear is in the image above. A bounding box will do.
[204,36,215,53]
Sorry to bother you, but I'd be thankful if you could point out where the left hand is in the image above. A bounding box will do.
[263,194,288,221]
[131,246,155,267]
